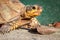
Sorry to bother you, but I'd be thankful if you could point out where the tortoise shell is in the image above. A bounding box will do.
[0,0,25,24]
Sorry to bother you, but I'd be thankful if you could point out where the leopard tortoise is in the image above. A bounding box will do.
[0,0,43,33]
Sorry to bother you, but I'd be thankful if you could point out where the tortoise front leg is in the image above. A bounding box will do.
[20,18,40,29]
[9,19,30,31]
[0,18,30,33]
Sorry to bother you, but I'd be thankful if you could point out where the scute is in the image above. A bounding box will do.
[0,0,25,24]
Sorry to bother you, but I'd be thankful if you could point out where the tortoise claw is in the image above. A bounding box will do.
[0,24,11,33]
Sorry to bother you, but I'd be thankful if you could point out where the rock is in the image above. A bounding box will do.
[37,26,57,35]
[53,22,60,28]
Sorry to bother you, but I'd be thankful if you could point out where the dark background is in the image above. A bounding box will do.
[20,0,60,25]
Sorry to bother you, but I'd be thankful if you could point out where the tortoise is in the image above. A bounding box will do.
[0,0,42,33]
[0,0,56,34]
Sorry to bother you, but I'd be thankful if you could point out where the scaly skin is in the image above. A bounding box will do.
[9,18,30,31]
[9,18,40,31]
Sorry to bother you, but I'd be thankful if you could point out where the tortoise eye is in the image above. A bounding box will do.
[32,6,36,10]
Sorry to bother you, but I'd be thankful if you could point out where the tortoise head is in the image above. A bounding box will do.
[24,5,43,18]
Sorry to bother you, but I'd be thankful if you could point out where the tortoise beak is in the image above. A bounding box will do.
[38,6,43,13]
